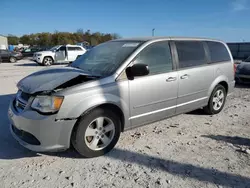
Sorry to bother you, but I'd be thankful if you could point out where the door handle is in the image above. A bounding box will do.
[180,74,189,79]
[166,77,177,82]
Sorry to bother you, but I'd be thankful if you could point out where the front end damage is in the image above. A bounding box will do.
[9,67,100,152]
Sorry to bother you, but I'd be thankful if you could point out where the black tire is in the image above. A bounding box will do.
[9,57,17,63]
[204,84,227,115]
[71,108,121,158]
[42,56,53,66]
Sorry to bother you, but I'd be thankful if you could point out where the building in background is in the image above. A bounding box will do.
[0,35,8,50]
[227,42,250,60]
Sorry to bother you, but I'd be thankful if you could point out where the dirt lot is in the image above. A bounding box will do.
[0,59,250,188]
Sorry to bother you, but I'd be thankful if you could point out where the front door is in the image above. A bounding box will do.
[128,41,178,127]
[174,41,214,114]
[55,46,67,63]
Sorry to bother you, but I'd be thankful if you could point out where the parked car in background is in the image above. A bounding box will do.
[235,56,250,84]
[21,47,50,57]
[0,49,23,63]
[8,37,235,158]
[76,42,94,51]
[33,45,86,66]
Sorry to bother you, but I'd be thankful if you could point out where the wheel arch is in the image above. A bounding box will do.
[208,76,229,97]
[43,56,54,62]
[79,103,125,132]
[70,102,126,147]
[71,102,125,140]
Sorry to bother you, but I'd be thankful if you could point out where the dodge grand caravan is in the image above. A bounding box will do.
[8,37,235,158]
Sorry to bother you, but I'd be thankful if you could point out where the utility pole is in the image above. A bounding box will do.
[152,28,155,36]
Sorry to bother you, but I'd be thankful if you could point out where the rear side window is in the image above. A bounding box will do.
[175,41,207,68]
[76,47,83,51]
[67,47,75,51]
[206,41,231,63]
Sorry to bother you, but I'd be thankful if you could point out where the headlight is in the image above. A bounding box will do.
[37,54,42,56]
[31,96,64,113]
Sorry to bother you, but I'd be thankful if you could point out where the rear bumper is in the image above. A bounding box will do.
[8,99,77,152]
[235,74,250,83]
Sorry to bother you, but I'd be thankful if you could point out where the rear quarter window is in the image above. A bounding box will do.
[76,47,83,51]
[206,41,231,63]
[67,47,75,51]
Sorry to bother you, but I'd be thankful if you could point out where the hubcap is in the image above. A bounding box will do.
[10,57,15,63]
[212,89,224,111]
[44,58,52,65]
[85,117,115,151]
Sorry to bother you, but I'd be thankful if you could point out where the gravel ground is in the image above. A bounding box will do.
[0,59,250,188]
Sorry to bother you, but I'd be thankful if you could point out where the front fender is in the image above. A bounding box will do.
[57,93,130,122]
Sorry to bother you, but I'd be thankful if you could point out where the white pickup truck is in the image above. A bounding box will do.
[33,45,86,66]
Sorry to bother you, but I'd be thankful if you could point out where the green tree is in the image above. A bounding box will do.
[19,35,31,45]
[10,30,121,46]
[7,35,19,45]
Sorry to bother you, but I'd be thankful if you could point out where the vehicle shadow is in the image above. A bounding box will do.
[15,63,39,67]
[202,135,250,147]
[46,147,250,187]
[0,94,39,159]
[186,108,206,115]
[15,63,69,67]
[1,96,250,186]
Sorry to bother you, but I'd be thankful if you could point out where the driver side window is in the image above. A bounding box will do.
[133,41,173,75]
[59,46,66,51]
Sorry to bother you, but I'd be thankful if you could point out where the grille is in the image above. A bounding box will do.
[15,99,26,110]
[12,125,41,145]
[15,91,32,112]
[20,91,31,101]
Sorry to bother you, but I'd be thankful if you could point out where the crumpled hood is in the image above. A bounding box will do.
[17,67,92,94]
[238,62,250,74]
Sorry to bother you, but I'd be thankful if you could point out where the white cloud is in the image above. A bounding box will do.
[232,0,248,11]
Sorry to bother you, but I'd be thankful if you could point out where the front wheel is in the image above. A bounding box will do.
[9,57,17,63]
[71,108,121,158]
[204,84,227,115]
[43,57,53,66]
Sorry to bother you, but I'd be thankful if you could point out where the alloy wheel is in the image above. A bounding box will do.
[212,89,224,111]
[44,57,52,66]
[84,117,115,151]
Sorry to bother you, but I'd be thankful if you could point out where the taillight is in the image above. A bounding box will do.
[234,64,237,76]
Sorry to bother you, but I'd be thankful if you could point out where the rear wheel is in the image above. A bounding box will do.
[9,57,17,63]
[43,57,53,66]
[204,84,226,115]
[71,108,121,158]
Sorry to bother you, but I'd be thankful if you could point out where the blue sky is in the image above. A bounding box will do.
[0,0,250,42]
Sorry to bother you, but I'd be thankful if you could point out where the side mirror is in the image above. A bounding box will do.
[126,63,149,79]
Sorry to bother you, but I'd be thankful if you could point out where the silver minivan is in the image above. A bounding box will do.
[8,37,235,157]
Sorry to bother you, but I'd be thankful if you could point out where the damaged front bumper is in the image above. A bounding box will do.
[8,99,77,152]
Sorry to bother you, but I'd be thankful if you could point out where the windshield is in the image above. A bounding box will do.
[244,56,250,62]
[70,41,143,77]
[49,45,60,51]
